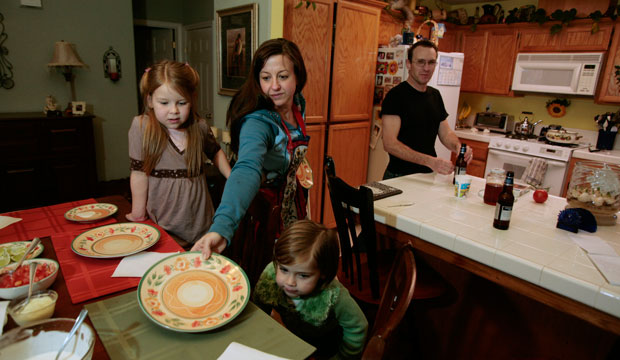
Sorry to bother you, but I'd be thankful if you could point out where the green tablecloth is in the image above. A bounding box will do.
[85,291,315,360]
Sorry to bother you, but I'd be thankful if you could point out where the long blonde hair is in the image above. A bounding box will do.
[138,60,203,177]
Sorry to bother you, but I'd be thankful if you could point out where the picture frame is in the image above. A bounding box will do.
[71,101,86,115]
[216,3,258,96]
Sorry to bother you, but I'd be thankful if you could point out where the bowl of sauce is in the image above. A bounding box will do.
[8,289,58,326]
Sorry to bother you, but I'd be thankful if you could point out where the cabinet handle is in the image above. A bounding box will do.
[50,128,78,133]
[7,168,35,174]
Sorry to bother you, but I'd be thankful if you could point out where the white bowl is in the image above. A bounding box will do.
[0,259,59,300]
[0,317,95,360]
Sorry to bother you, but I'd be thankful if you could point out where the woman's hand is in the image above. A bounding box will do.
[125,213,148,222]
[191,232,227,259]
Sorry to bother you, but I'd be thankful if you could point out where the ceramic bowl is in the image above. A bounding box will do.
[8,289,58,326]
[0,259,59,300]
[0,318,95,360]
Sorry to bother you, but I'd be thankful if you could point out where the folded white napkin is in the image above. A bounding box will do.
[1,300,9,336]
[568,234,620,285]
[0,216,21,230]
[588,254,620,286]
[217,342,290,360]
[112,252,179,278]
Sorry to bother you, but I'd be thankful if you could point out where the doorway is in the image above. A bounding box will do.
[133,20,182,112]
[185,22,214,125]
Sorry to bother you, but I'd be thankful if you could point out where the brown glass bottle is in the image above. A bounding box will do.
[453,144,467,184]
[493,171,514,230]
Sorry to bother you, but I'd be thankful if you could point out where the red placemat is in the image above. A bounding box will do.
[0,199,117,244]
[51,221,184,304]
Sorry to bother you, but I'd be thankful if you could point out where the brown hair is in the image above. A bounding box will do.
[138,60,204,176]
[407,39,438,61]
[273,220,339,290]
[226,38,307,154]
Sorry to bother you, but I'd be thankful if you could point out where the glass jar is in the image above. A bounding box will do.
[484,168,506,205]
[566,161,620,215]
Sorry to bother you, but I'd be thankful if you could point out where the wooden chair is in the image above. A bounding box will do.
[324,155,449,306]
[362,243,417,360]
[222,191,281,288]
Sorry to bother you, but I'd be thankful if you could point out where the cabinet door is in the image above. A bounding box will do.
[518,27,561,52]
[305,124,325,223]
[453,138,488,178]
[460,30,487,93]
[323,121,371,227]
[283,0,333,124]
[438,27,460,53]
[330,0,380,123]
[597,23,620,103]
[560,23,612,51]
[482,29,518,95]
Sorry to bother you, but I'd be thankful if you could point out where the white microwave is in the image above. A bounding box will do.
[511,52,604,95]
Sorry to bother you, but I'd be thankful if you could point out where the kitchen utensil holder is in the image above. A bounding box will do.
[596,130,617,150]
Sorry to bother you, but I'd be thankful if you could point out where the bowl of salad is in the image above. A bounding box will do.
[0,259,58,300]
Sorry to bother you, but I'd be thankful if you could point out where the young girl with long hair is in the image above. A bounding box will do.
[127,60,231,246]
[253,220,368,359]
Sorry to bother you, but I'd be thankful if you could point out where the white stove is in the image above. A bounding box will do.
[485,136,587,196]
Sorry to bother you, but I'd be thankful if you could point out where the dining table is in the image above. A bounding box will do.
[1,195,315,359]
[372,173,620,335]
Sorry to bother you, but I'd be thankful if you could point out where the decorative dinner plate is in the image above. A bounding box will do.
[64,203,118,222]
[137,252,250,333]
[71,223,160,258]
[0,241,44,267]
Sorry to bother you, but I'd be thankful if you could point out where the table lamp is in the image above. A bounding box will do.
[47,40,86,101]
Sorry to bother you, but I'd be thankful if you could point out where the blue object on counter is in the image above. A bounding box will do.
[556,208,597,233]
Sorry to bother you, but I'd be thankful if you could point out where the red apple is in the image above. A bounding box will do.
[533,189,548,203]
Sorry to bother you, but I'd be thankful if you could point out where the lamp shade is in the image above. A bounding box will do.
[48,41,86,67]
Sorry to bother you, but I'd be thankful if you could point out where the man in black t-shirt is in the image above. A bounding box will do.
[380,40,472,179]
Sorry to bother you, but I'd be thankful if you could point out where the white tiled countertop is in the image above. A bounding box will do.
[454,128,505,143]
[373,173,620,323]
[572,148,620,165]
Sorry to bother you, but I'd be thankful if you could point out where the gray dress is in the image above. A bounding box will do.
[128,116,221,244]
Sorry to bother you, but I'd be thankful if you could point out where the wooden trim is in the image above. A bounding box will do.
[375,221,620,335]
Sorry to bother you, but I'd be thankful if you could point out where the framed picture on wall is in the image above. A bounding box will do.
[216,3,258,96]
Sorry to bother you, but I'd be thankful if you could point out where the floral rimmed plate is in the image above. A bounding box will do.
[64,203,118,222]
[71,223,160,258]
[0,241,44,268]
[137,252,250,333]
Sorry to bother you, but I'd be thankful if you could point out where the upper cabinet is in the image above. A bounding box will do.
[460,26,518,95]
[518,20,612,52]
[597,22,620,103]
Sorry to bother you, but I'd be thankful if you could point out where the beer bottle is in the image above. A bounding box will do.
[493,171,514,230]
[453,144,467,184]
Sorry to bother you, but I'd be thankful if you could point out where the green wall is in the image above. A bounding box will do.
[0,0,137,182]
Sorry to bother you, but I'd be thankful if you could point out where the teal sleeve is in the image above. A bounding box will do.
[209,118,277,242]
[333,287,369,359]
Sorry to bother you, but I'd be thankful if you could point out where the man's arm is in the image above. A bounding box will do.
[382,114,454,175]
[437,120,473,163]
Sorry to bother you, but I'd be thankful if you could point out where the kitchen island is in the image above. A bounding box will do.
[373,173,620,335]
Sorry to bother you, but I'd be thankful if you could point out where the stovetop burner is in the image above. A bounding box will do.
[538,137,581,148]
[505,132,538,140]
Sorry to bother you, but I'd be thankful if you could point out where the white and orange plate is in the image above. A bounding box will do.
[64,203,118,222]
[71,223,160,258]
[137,252,250,332]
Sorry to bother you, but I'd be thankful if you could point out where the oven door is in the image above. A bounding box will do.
[485,149,568,196]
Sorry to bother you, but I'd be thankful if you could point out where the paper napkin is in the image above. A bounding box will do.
[112,251,179,278]
[588,254,620,286]
[0,216,21,230]
[0,300,9,336]
[217,342,290,360]
[568,233,618,256]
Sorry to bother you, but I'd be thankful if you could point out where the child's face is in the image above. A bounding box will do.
[275,256,321,299]
[259,54,297,114]
[148,84,190,130]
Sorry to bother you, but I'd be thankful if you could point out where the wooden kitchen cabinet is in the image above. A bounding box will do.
[284,0,380,224]
[461,26,518,95]
[596,22,620,103]
[452,138,489,178]
[518,20,613,52]
[437,25,461,53]
[0,112,97,212]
